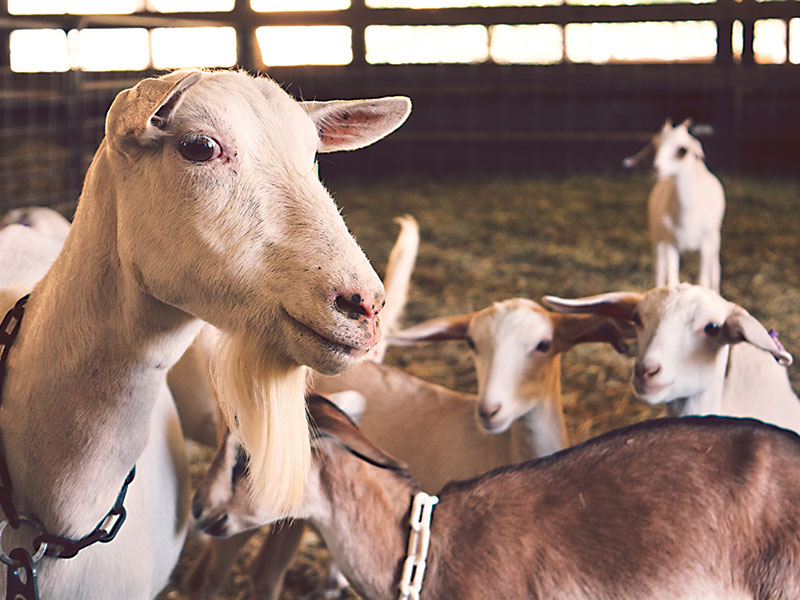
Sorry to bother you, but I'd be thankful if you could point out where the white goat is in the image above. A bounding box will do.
[624,119,725,291]
[0,206,71,240]
[185,298,629,599]
[544,284,798,431]
[195,394,800,600]
[0,69,410,598]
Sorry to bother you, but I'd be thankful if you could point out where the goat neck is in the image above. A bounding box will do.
[1,142,201,546]
[512,355,567,458]
[307,441,421,600]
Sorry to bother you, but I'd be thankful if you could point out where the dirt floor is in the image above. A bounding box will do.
[159,172,800,599]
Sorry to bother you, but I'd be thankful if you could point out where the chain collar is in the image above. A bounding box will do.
[398,491,438,600]
[0,294,136,597]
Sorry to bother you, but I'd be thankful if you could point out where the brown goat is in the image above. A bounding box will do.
[193,395,800,600]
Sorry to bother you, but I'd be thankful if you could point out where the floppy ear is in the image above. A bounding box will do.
[622,140,655,169]
[543,292,643,322]
[386,312,475,345]
[105,69,203,153]
[307,395,406,470]
[303,96,412,153]
[722,307,793,366]
[552,313,636,355]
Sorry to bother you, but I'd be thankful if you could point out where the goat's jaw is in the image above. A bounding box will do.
[279,308,379,375]
[633,377,677,405]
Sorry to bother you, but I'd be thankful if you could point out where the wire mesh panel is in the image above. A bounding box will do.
[0,0,798,213]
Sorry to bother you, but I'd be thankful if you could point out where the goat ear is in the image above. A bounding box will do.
[325,390,367,425]
[303,97,412,153]
[662,118,673,131]
[543,292,642,322]
[552,313,636,355]
[307,395,406,470]
[386,312,474,345]
[106,70,203,151]
[680,118,693,129]
[622,140,655,169]
[722,307,793,366]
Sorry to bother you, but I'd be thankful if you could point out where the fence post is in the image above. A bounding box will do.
[350,0,367,66]
[234,0,256,71]
[0,0,9,69]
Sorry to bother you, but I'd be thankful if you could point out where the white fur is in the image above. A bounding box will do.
[0,69,410,598]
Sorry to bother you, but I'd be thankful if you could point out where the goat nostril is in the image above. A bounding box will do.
[636,363,661,380]
[479,405,501,420]
[335,292,383,320]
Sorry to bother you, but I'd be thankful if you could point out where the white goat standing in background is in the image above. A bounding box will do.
[0,69,410,599]
[624,119,725,291]
[544,284,798,431]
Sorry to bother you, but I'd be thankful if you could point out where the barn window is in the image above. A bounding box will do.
[68,28,150,71]
[256,26,353,65]
[490,24,564,64]
[252,0,350,9]
[8,0,140,14]
[9,29,69,72]
[366,25,489,63]
[148,0,234,11]
[151,27,237,69]
[790,19,800,64]
[565,21,718,63]
[366,1,552,6]
[754,19,787,64]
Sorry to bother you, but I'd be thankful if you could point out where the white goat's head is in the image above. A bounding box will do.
[389,298,631,433]
[193,394,403,537]
[623,119,705,179]
[652,119,705,179]
[103,69,411,375]
[544,284,793,406]
[100,69,410,514]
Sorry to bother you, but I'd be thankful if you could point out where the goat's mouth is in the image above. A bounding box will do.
[281,309,371,360]
[633,379,674,402]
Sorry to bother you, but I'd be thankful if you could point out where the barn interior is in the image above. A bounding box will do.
[1,1,798,598]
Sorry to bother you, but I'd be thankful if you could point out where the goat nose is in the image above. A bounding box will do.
[479,404,501,421]
[635,361,661,380]
[334,290,384,321]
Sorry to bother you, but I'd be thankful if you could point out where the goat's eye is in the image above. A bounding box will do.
[632,312,643,327]
[179,135,221,162]
[676,146,688,159]
[465,336,476,351]
[535,340,551,353]
[704,322,721,337]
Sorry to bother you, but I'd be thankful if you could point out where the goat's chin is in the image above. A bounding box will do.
[480,416,514,434]
[280,311,376,374]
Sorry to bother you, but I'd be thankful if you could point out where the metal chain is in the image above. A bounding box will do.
[0,294,136,585]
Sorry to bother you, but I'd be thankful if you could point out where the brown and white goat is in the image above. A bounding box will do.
[194,394,800,600]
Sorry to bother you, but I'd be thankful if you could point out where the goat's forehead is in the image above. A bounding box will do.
[178,72,316,149]
[471,302,552,344]
[640,287,728,328]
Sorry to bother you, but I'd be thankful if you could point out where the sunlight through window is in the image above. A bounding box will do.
[366,25,488,63]
[790,19,800,64]
[256,26,352,65]
[732,20,743,62]
[490,24,564,64]
[151,27,237,69]
[754,19,786,64]
[9,0,141,14]
[566,21,717,62]
[252,0,350,10]
[10,29,69,71]
[67,28,150,70]
[367,0,554,6]
[147,0,234,11]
